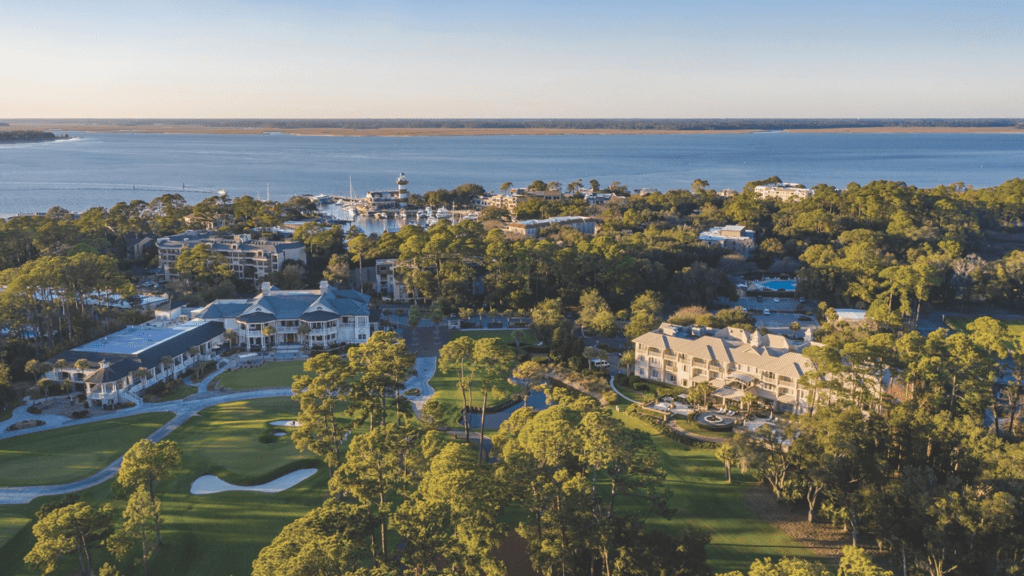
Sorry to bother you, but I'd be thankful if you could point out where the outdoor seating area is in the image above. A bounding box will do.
[651,397,694,416]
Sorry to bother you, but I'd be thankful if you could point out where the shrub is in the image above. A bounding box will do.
[77,393,87,403]
[27,405,42,415]
[71,410,90,419]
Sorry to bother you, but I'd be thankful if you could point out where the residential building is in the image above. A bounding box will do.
[632,323,816,413]
[375,259,414,302]
[698,225,757,258]
[46,320,225,407]
[754,183,813,201]
[156,231,307,282]
[505,216,596,238]
[192,281,374,350]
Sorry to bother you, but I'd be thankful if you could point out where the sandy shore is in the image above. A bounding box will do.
[5,122,1020,137]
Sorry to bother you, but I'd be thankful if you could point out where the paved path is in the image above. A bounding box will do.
[1,362,294,505]
[403,357,438,415]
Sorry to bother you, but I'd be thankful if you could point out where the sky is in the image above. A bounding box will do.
[2,0,1023,118]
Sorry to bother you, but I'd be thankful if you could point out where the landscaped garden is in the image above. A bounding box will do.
[216,360,307,390]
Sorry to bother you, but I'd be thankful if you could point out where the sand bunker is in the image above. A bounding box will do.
[269,420,301,427]
[189,468,317,495]
[273,431,286,436]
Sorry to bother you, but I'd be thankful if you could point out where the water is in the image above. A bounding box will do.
[463,391,550,429]
[1,131,1023,216]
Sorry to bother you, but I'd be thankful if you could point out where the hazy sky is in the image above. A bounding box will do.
[3,0,1022,118]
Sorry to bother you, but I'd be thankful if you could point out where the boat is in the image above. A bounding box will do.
[415,209,425,219]
[435,206,451,220]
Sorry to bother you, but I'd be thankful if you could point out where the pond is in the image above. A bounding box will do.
[463,391,550,429]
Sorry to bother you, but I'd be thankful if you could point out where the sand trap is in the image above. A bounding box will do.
[190,468,317,495]
[269,420,301,427]
[273,431,286,436]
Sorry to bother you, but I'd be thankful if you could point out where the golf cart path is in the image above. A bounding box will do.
[0,387,292,505]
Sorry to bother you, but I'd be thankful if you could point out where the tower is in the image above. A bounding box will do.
[396,173,409,203]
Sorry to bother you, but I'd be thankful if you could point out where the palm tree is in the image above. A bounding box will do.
[224,329,238,349]
[692,380,713,409]
[297,324,311,349]
[742,390,758,413]
[53,359,68,384]
[262,325,276,350]
[790,321,801,339]
[160,356,174,378]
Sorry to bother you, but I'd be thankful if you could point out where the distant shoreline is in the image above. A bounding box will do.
[3,119,1022,137]
[3,123,1022,137]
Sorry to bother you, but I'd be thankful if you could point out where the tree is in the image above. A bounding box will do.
[418,398,448,430]
[715,443,737,483]
[116,439,182,545]
[512,360,546,407]
[252,500,375,576]
[329,424,427,564]
[324,253,350,287]
[394,442,506,575]
[25,501,114,576]
[291,353,351,472]
[790,321,802,339]
[691,380,713,409]
[579,288,617,337]
[107,485,161,576]
[439,336,478,441]
[346,331,414,430]
[624,291,663,339]
[472,337,517,462]
[531,298,564,344]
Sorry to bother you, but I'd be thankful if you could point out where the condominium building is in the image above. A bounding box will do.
[504,216,596,238]
[754,183,814,201]
[632,323,815,413]
[698,225,757,258]
[375,259,414,302]
[192,281,374,350]
[156,231,307,282]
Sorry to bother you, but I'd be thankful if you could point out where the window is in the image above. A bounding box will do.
[779,375,792,383]
[651,370,660,379]
[668,374,677,383]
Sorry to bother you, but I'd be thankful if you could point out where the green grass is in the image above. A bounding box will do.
[0,397,340,576]
[217,360,307,391]
[150,385,198,402]
[0,412,174,486]
[947,315,1024,336]
[613,412,817,574]
[450,329,537,347]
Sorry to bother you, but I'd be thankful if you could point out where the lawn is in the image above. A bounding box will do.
[149,384,198,402]
[216,360,307,391]
[0,412,174,486]
[0,397,342,576]
[947,315,1024,336]
[613,412,817,574]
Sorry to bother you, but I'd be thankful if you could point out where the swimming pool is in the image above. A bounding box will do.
[759,280,797,292]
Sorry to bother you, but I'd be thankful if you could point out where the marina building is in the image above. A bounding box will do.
[157,231,306,282]
[192,281,374,350]
[364,173,411,210]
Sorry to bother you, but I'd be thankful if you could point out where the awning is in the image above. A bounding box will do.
[712,386,744,400]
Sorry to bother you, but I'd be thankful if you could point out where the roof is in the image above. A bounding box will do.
[300,310,340,322]
[633,323,813,382]
[50,320,225,382]
[194,300,252,319]
[198,285,371,324]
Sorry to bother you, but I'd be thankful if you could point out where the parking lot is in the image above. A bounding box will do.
[726,296,820,333]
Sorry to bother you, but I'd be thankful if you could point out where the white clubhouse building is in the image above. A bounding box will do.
[193,281,374,350]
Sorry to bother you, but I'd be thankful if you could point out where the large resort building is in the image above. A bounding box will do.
[45,320,225,407]
[157,231,307,282]
[504,216,596,238]
[193,281,374,350]
[698,225,756,258]
[632,323,816,414]
[754,183,814,201]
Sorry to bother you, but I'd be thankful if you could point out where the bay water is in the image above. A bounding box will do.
[1,131,1022,217]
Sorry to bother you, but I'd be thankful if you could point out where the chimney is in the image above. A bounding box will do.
[320,280,330,294]
[261,282,271,296]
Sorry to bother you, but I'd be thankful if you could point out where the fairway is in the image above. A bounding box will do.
[217,360,307,391]
[0,412,174,486]
[947,315,1024,336]
[0,397,337,576]
[614,412,817,574]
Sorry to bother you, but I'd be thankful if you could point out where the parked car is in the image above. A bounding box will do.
[593,359,610,368]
